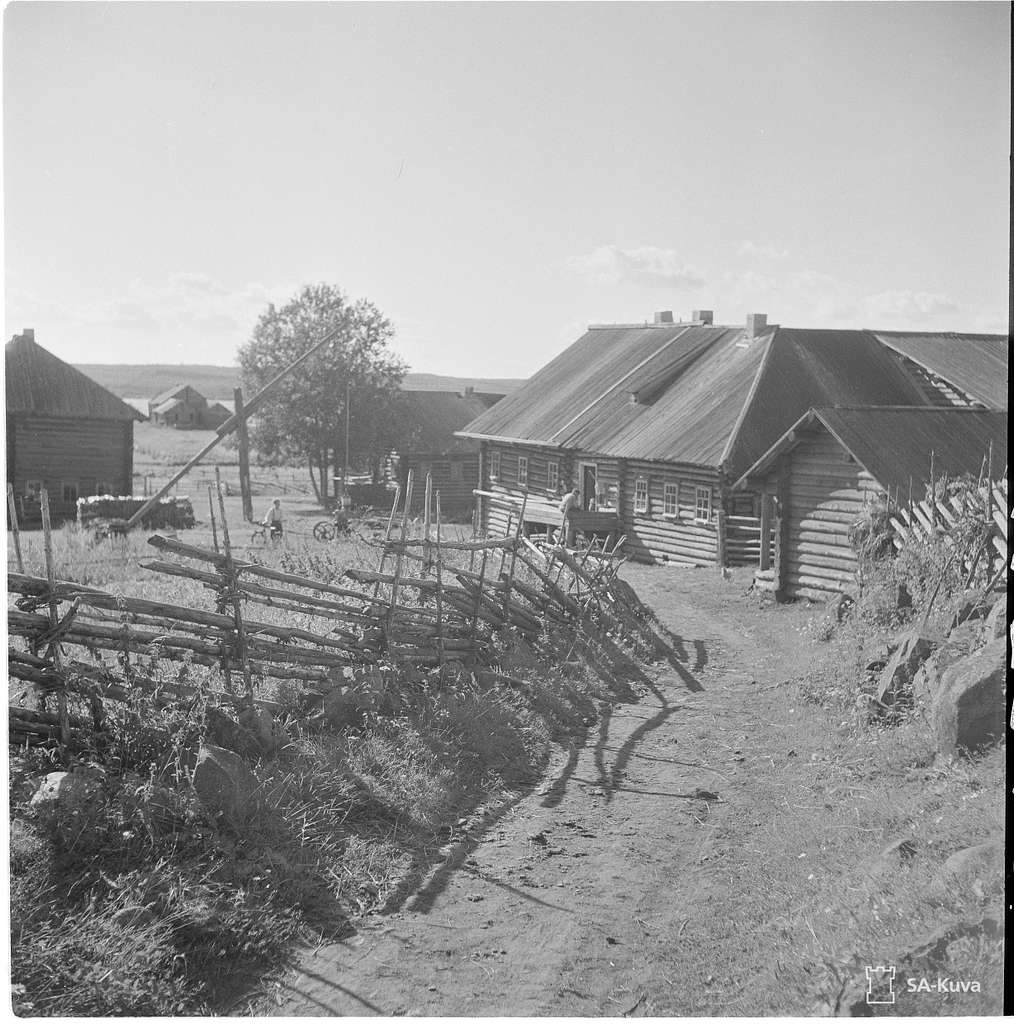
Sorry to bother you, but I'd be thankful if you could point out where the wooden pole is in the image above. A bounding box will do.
[435,491,445,671]
[423,472,433,573]
[386,470,413,639]
[471,546,488,639]
[215,467,252,703]
[758,492,772,572]
[126,326,343,527]
[234,386,253,523]
[716,506,727,573]
[7,483,24,572]
[503,493,526,621]
[208,486,220,553]
[39,490,70,744]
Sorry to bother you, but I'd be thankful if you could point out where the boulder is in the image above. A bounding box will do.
[912,645,964,705]
[28,771,103,814]
[191,744,262,827]
[931,639,1005,756]
[984,597,1007,643]
[937,839,1002,892]
[876,632,936,705]
[238,705,289,757]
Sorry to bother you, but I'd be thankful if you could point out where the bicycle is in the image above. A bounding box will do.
[250,522,284,547]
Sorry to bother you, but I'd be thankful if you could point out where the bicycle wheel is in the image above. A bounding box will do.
[313,521,336,542]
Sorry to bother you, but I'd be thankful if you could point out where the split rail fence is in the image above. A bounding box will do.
[8,473,653,747]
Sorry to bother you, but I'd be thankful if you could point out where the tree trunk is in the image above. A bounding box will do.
[307,458,322,503]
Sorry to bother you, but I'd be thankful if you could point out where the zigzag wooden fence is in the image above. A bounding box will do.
[8,473,655,748]
[890,476,1008,572]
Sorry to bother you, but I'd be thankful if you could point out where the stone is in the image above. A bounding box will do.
[912,645,964,705]
[948,587,991,630]
[876,632,936,705]
[28,772,103,814]
[191,743,262,827]
[931,638,1005,756]
[205,706,270,759]
[984,596,1007,643]
[938,839,1002,889]
[238,705,289,757]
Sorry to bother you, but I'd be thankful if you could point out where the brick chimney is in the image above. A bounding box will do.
[653,310,674,324]
[21,328,35,342]
[745,313,767,338]
[692,310,714,325]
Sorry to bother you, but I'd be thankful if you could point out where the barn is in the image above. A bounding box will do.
[6,330,142,522]
[458,312,937,566]
[149,384,229,429]
[394,389,505,518]
[733,406,1008,600]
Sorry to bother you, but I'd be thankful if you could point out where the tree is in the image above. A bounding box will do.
[238,284,407,501]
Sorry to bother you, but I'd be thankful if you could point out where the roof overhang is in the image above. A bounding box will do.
[453,430,564,449]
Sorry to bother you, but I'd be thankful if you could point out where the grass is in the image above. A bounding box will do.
[8,522,632,1015]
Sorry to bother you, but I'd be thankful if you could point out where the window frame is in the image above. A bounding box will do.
[450,461,463,482]
[489,451,501,482]
[62,481,79,505]
[517,455,529,487]
[694,485,712,524]
[547,459,559,493]
[663,481,679,517]
[633,477,649,514]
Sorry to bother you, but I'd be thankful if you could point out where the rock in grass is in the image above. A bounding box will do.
[28,771,103,813]
[931,639,1005,756]
[238,705,289,757]
[948,587,992,630]
[984,597,1007,643]
[192,743,262,827]
[876,632,935,706]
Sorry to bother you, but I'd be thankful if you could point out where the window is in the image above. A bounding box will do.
[547,460,559,492]
[517,456,528,486]
[490,452,501,481]
[663,482,679,516]
[25,480,42,498]
[695,486,712,523]
[634,477,648,514]
[450,461,463,482]
[62,481,79,505]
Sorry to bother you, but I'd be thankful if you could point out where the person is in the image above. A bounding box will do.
[262,498,284,541]
[559,486,580,547]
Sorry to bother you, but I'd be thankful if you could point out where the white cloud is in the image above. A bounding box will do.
[569,245,705,290]
[737,240,790,261]
[861,289,960,321]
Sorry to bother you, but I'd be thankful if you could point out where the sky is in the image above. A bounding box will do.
[3,2,1010,377]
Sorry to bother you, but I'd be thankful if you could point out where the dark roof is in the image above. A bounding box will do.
[150,382,199,405]
[458,323,927,478]
[6,334,142,421]
[871,331,1008,410]
[400,373,521,394]
[398,390,503,455]
[735,406,1007,494]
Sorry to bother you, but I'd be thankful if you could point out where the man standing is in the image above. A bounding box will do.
[559,486,580,547]
[263,498,284,542]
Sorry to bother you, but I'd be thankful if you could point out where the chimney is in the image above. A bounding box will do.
[745,313,767,339]
[692,310,714,325]
[22,328,35,341]
[464,385,474,397]
[653,310,674,324]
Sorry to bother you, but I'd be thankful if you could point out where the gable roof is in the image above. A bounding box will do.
[458,323,927,479]
[870,331,1008,410]
[734,406,1007,495]
[150,382,203,406]
[397,390,503,455]
[5,334,142,422]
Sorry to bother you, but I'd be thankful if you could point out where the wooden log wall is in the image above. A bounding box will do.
[480,442,571,536]
[400,452,479,518]
[8,415,134,519]
[619,460,721,566]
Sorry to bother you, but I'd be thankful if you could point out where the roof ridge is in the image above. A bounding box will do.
[718,327,780,470]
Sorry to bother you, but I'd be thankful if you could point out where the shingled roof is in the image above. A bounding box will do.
[6,333,141,422]
[397,390,504,455]
[871,331,1008,410]
[735,406,1008,494]
[458,322,928,480]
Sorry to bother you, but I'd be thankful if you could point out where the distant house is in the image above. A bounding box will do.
[457,310,1006,567]
[148,384,230,429]
[6,329,142,522]
[733,406,1008,600]
[394,388,505,517]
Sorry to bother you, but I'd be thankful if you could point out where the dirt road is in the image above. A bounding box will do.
[269,568,817,1016]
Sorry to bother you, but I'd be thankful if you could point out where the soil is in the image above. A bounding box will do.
[265,566,825,1016]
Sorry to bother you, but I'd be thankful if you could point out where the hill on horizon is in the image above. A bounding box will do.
[74,363,524,401]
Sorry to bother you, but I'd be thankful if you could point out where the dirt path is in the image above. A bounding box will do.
[269,569,817,1016]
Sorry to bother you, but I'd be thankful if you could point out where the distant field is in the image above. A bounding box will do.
[76,363,524,401]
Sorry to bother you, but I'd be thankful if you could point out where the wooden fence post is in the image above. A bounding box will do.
[235,386,254,523]
[7,482,24,572]
[208,486,220,553]
[386,470,414,642]
[758,492,772,573]
[716,507,727,573]
[503,494,526,621]
[215,468,252,704]
[435,492,445,671]
[40,489,70,744]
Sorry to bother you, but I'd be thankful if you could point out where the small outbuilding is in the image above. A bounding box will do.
[734,406,1008,601]
[148,384,230,429]
[6,329,142,522]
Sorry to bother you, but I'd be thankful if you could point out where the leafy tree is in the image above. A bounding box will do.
[238,284,407,500]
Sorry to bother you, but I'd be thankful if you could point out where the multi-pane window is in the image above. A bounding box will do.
[490,452,501,481]
[634,477,648,514]
[62,481,79,504]
[517,456,528,486]
[547,460,559,492]
[695,486,712,523]
[663,482,679,516]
